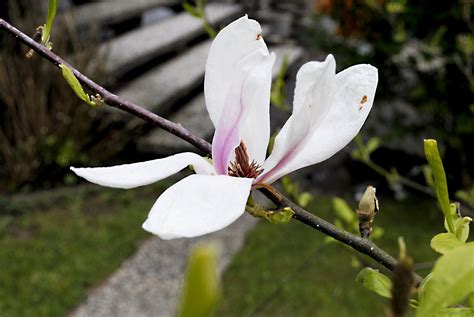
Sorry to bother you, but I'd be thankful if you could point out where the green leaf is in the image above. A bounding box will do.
[178,245,220,317]
[332,197,355,225]
[371,227,384,239]
[455,186,474,207]
[297,192,313,208]
[422,164,434,188]
[365,0,383,10]
[356,267,392,298]
[430,233,465,254]
[366,137,380,155]
[386,1,406,14]
[281,176,297,196]
[266,207,294,224]
[454,216,472,243]
[182,2,202,18]
[353,135,369,161]
[271,55,289,112]
[393,21,406,43]
[59,64,96,107]
[416,244,474,317]
[42,0,58,45]
[424,139,455,233]
[418,273,432,303]
[433,307,474,317]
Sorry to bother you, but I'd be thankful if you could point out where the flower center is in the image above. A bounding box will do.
[228,141,264,179]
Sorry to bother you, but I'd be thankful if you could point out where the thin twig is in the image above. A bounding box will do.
[0,18,422,281]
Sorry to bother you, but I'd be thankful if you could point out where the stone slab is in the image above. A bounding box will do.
[115,40,211,114]
[65,0,179,29]
[99,3,242,79]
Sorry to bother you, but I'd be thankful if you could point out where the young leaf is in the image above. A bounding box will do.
[430,233,465,254]
[178,245,220,317]
[454,216,472,243]
[42,0,58,45]
[266,207,294,224]
[356,267,392,298]
[424,139,455,233]
[297,192,313,208]
[416,244,474,317]
[366,137,380,155]
[371,227,384,239]
[59,64,96,107]
[417,273,432,303]
[422,164,434,188]
[332,197,355,225]
[270,55,289,112]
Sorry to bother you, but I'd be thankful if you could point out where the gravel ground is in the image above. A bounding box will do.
[71,214,257,317]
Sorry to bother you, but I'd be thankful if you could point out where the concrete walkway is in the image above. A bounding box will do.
[71,214,257,317]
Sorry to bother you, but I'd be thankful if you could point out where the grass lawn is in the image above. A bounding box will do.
[215,196,443,317]
[0,180,444,317]
[0,182,168,317]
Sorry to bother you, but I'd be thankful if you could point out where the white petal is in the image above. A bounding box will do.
[261,64,378,184]
[142,175,252,239]
[260,56,336,182]
[205,15,269,128]
[70,152,214,189]
[239,51,275,165]
[211,50,275,174]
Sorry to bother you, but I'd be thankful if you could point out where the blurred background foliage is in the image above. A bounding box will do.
[308,0,473,192]
[0,0,138,193]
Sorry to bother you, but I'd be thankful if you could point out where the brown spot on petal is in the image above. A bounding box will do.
[358,95,368,111]
[256,34,262,40]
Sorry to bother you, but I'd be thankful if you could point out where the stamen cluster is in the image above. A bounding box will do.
[228,141,263,178]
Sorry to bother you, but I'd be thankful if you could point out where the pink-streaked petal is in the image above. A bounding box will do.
[261,64,378,184]
[205,15,269,128]
[259,55,336,183]
[239,52,275,165]
[70,153,214,189]
[212,50,275,174]
[142,175,252,239]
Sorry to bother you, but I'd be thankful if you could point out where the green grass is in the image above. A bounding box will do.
[215,196,443,317]
[0,182,168,317]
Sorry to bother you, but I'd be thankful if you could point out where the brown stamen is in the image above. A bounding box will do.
[228,141,264,178]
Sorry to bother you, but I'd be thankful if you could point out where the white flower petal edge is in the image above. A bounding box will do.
[142,175,253,239]
[260,64,378,184]
[259,56,336,182]
[205,15,269,128]
[70,152,214,189]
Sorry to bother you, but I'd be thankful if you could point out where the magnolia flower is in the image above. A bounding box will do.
[71,16,378,239]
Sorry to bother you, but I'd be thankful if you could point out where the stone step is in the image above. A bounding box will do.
[114,40,211,115]
[62,0,179,30]
[138,44,304,155]
[98,3,242,81]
